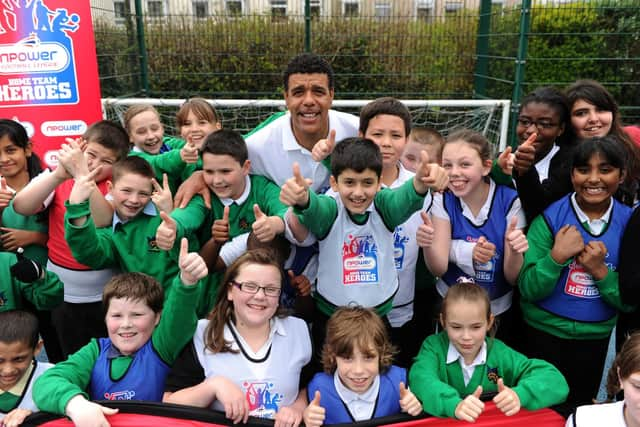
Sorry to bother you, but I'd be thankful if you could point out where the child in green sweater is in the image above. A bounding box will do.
[409,281,568,422]
[32,238,207,427]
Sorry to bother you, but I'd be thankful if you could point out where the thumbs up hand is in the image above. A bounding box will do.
[312,129,336,162]
[454,385,485,422]
[180,140,199,164]
[513,133,537,175]
[212,205,230,243]
[280,163,312,207]
[178,237,208,286]
[416,211,436,248]
[505,216,528,254]
[399,382,423,416]
[155,211,177,250]
[0,177,13,210]
[288,270,312,296]
[472,236,496,265]
[497,146,515,176]
[493,378,521,416]
[251,204,284,243]
[415,151,449,194]
[303,391,325,427]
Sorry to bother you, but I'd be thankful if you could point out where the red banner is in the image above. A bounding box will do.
[0,0,102,168]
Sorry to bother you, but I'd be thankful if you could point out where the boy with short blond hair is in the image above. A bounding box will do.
[13,120,130,357]
[33,240,207,426]
[0,310,53,426]
[402,127,444,171]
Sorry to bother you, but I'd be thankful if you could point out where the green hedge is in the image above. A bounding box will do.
[94,2,638,121]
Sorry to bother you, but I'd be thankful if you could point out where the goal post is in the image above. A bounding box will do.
[102,98,511,152]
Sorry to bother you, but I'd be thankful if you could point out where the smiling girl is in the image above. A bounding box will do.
[519,136,635,411]
[422,129,528,343]
[164,249,312,427]
[409,281,568,422]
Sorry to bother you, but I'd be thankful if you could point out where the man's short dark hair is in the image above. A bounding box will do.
[283,53,334,91]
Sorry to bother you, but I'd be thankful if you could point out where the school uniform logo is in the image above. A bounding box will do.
[487,366,500,384]
[239,217,250,231]
[104,390,136,400]
[147,236,160,252]
[0,291,6,307]
[393,227,409,270]
[564,261,600,299]
[342,234,379,285]
[243,380,281,419]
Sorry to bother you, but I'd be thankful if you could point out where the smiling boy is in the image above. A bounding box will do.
[64,156,206,292]
[156,129,290,254]
[0,311,53,427]
[33,240,208,426]
[281,137,448,318]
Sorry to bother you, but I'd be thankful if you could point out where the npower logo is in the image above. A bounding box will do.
[41,120,86,136]
[0,42,70,74]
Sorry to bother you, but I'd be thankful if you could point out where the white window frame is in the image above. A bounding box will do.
[147,0,167,17]
[301,0,321,17]
[342,0,359,17]
[225,0,244,15]
[192,0,209,18]
[271,0,288,17]
[374,2,391,19]
[444,0,463,14]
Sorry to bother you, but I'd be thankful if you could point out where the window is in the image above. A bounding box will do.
[193,1,208,18]
[225,0,242,15]
[375,2,391,20]
[147,0,165,17]
[342,0,358,17]
[114,1,126,19]
[445,0,463,14]
[302,0,321,18]
[416,0,433,22]
[271,0,287,19]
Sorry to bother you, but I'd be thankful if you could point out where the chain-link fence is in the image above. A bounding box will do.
[90,0,639,125]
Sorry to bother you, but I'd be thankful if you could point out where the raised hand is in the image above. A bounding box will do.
[180,140,199,164]
[251,204,283,242]
[288,270,312,296]
[280,163,312,207]
[493,378,521,416]
[576,240,608,280]
[454,385,484,422]
[57,138,89,179]
[150,173,173,214]
[416,211,435,248]
[497,146,515,176]
[513,133,537,175]
[473,236,496,265]
[155,211,177,250]
[178,237,208,285]
[399,382,423,416]
[505,216,528,254]
[208,376,249,425]
[415,150,448,194]
[68,166,102,205]
[174,171,211,209]
[212,205,230,243]
[303,391,325,427]
[0,177,13,210]
[551,225,584,264]
[311,129,336,162]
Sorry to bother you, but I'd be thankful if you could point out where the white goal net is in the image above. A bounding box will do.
[102,98,511,152]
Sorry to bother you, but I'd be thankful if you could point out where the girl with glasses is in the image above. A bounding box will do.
[164,248,312,427]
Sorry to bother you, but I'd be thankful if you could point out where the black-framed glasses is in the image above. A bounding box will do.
[230,280,282,297]
[516,118,559,129]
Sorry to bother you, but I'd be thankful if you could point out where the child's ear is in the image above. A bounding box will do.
[33,340,44,357]
[25,141,33,157]
[619,169,627,184]
[330,175,338,192]
[439,313,445,328]
[242,159,251,176]
[107,180,114,193]
[153,312,161,327]
[215,121,222,130]
[488,314,495,331]
[482,159,493,176]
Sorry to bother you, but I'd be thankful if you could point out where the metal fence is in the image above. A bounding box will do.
[90,0,639,127]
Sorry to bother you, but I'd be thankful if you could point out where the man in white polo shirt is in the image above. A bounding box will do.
[246,53,359,193]
[174,53,359,205]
